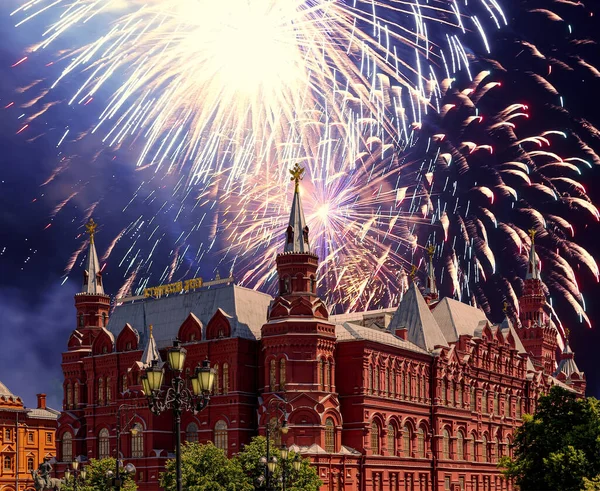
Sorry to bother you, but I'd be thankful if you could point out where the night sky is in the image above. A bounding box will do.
[0,0,600,412]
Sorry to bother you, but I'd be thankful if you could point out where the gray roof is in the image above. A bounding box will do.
[27,407,60,420]
[0,380,15,398]
[554,343,582,379]
[140,327,162,367]
[83,238,104,294]
[107,283,273,346]
[526,239,540,280]
[284,179,311,254]
[432,297,489,343]
[387,283,448,351]
[336,322,429,354]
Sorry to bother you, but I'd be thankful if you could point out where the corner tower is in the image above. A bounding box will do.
[74,219,111,346]
[260,164,340,450]
[516,229,558,375]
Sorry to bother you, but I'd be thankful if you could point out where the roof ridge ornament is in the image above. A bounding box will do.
[289,163,305,193]
[86,218,98,244]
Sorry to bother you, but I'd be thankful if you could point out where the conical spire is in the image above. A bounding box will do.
[284,164,311,254]
[526,228,540,280]
[424,244,438,298]
[82,218,104,294]
[140,325,161,368]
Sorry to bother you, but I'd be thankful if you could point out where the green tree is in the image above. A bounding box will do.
[234,436,322,491]
[499,386,600,491]
[61,458,137,491]
[159,442,252,491]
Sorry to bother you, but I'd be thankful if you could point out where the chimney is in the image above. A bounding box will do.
[395,328,408,341]
[37,394,47,410]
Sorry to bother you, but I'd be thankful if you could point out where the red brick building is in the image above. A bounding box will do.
[56,177,585,491]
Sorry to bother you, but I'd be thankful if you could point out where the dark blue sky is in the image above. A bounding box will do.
[0,0,599,412]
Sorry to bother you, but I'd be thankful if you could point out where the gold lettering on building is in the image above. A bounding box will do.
[143,277,203,298]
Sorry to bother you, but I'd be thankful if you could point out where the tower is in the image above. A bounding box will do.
[423,243,439,305]
[260,164,340,449]
[516,229,558,375]
[74,219,111,345]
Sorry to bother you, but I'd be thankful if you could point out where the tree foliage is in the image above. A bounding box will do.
[500,386,600,491]
[159,437,321,491]
[61,458,137,491]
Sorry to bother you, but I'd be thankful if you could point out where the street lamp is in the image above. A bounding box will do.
[260,396,289,491]
[106,463,136,488]
[107,403,140,491]
[65,460,86,491]
[141,340,215,491]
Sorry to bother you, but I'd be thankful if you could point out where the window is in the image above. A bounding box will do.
[370,422,380,454]
[62,432,73,462]
[98,428,110,459]
[4,455,12,470]
[516,397,521,418]
[505,395,511,417]
[482,390,488,414]
[391,370,396,398]
[5,428,11,441]
[279,359,286,391]
[400,371,405,398]
[106,377,112,403]
[449,381,455,406]
[442,429,450,460]
[445,476,451,490]
[481,435,488,462]
[373,366,379,393]
[407,374,412,400]
[320,359,325,390]
[403,425,411,457]
[325,418,335,453]
[98,377,104,406]
[214,364,220,394]
[78,313,84,327]
[493,437,499,462]
[46,432,52,444]
[122,374,128,392]
[470,387,476,412]
[384,368,390,394]
[269,360,276,391]
[325,360,331,389]
[458,383,463,408]
[440,379,446,405]
[387,425,396,456]
[457,431,465,460]
[470,434,476,461]
[74,382,79,407]
[223,363,229,395]
[131,423,144,458]
[28,432,34,444]
[368,366,373,394]
[102,312,108,327]
[416,374,422,400]
[66,383,72,409]
[214,420,228,451]
[417,427,425,458]
[27,457,34,471]
[493,392,499,415]
[186,423,198,443]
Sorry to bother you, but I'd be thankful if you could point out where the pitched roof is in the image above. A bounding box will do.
[107,283,272,346]
[140,326,161,368]
[554,342,582,379]
[82,239,104,294]
[387,283,448,351]
[335,322,429,354]
[26,407,60,420]
[432,297,488,343]
[0,381,15,398]
[284,179,310,254]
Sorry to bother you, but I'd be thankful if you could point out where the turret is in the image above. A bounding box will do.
[74,219,111,346]
[516,229,558,376]
[554,334,586,394]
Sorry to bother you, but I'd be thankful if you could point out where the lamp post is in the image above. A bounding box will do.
[141,340,215,491]
[106,403,140,490]
[64,460,86,491]
[260,396,289,491]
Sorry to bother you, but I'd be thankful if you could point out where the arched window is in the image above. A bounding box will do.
[78,313,84,328]
[391,370,397,398]
[325,418,335,453]
[62,432,73,462]
[98,428,110,459]
[482,390,488,414]
[131,423,143,458]
[373,366,379,393]
[449,381,455,406]
[516,397,522,418]
[223,363,229,395]
[470,433,476,462]
[387,425,396,456]
[279,359,286,391]
[74,382,79,407]
[481,435,488,462]
[384,368,390,394]
[66,383,72,409]
[470,387,476,412]
[106,377,112,403]
[370,422,380,455]
[407,374,412,400]
[457,383,464,408]
[403,425,411,457]
[417,427,425,458]
[440,379,446,405]
[186,423,198,443]
[505,395,511,418]
[493,392,499,415]
[328,359,334,389]
[442,429,450,460]
[416,374,422,400]
[368,365,373,394]
[319,358,325,390]
[494,437,500,461]
[213,364,220,394]
[98,378,104,406]
[27,457,34,471]
[214,420,228,451]
[122,374,128,393]
[457,431,465,460]
[269,360,276,391]
[325,360,331,389]
[4,455,12,470]
[400,371,405,398]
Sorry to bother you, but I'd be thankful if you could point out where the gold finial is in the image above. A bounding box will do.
[564,327,570,339]
[149,325,153,337]
[289,163,305,192]
[409,264,418,281]
[528,228,537,243]
[427,243,435,258]
[503,301,508,314]
[85,218,98,244]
